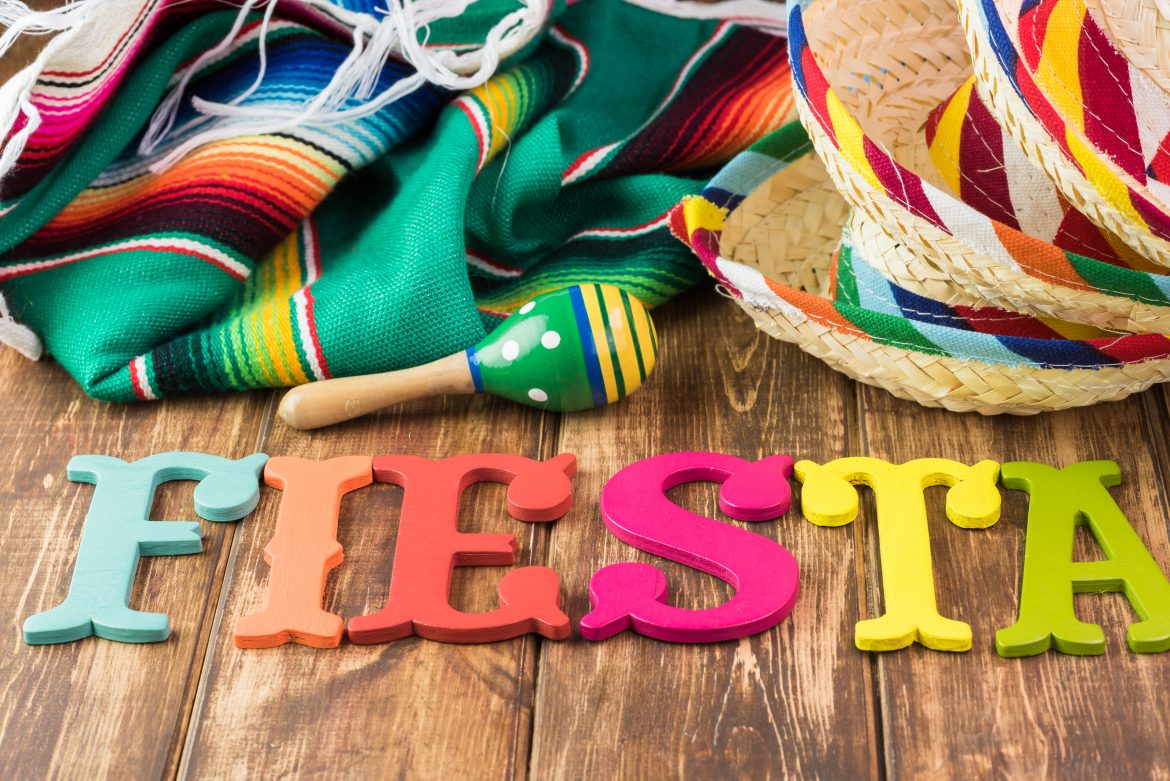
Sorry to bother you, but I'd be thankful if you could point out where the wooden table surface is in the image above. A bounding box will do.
[3,287,1170,780]
[5,13,1170,777]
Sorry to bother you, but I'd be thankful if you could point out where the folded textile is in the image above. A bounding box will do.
[0,0,792,400]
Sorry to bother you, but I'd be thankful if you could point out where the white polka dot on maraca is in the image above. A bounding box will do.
[528,388,548,402]
[501,340,520,361]
[519,301,535,314]
[541,331,561,349]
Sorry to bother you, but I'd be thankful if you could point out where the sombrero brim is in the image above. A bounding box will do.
[673,124,1170,414]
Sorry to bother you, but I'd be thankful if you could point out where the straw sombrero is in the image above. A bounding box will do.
[718,134,848,297]
[958,0,1170,265]
[672,122,1170,414]
[788,0,1170,333]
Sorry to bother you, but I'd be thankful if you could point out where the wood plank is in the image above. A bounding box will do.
[1,0,59,82]
[179,393,558,778]
[529,289,880,779]
[861,386,1170,780]
[0,350,268,779]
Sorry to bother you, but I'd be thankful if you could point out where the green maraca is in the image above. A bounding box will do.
[277,284,658,430]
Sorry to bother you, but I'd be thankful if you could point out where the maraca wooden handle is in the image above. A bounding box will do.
[279,284,657,429]
[278,352,475,430]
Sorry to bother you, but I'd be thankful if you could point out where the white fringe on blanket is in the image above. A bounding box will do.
[0,0,552,179]
[0,0,95,178]
[0,0,786,180]
[0,291,42,360]
[140,0,555,170]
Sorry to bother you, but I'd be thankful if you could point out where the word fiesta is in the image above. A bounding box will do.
[22,451,1170,658]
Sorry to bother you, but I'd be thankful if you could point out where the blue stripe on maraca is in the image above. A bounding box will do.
[466,347,484,393]
[569,285,609,407]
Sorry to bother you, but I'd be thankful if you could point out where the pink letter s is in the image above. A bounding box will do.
[579,453,799,643]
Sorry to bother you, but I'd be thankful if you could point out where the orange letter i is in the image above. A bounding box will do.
[233,456,373,649]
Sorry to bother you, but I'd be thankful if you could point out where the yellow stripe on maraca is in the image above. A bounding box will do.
[603,284,650,392]
[633,297,657,378]
[620,290,649,382]
[581,286,620,403]
[601,285,644,392]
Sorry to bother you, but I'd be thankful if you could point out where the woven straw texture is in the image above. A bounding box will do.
[676,129,1170,414]
[719,195,1170,413]
[719,154,848,296]
[1093,0,1170,93]
[739,303,1170,414]
[725,209,1170,415]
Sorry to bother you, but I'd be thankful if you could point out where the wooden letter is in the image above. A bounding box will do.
[794,457,1000,652]
[233,456,373,649]
[579,452,799,643]
[23,452,268,644]
[997,461,1170,656]
[347,453,576,644]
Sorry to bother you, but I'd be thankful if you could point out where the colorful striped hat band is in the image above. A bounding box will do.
[960,0,1170,261]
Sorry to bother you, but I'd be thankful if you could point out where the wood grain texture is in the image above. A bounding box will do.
[17,1,1170,776]
[0,350,267,778]
[529,290,881,780]
[0,0,57,82]
[178,394,558,779]
[861,386,1170,781]
[9,281,1170,779]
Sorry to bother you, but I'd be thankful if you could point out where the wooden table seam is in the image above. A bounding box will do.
[174,389,279,780]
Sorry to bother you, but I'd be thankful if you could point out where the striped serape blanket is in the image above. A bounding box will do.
[0,0,791,400]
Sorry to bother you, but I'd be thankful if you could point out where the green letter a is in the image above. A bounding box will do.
[997,461,1170,657]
